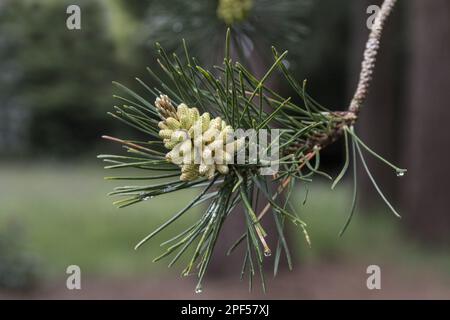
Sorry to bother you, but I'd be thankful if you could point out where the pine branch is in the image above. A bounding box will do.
[99,2,407,290]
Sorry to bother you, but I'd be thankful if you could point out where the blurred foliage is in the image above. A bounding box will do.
[2,164,450,280]
[140,0,311,68]
[0,221,39,290]
[0,0,117,156]
[217,0,254,25]
[0,0,352,158]
[0,164,202,277]
[295,0,351,108]
[114,0,152,19]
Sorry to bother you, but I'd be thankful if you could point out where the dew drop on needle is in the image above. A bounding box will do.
[195,285,203,294]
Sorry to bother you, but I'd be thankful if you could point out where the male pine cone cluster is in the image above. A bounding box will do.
[155,95,243,181]
[217,0,254,25]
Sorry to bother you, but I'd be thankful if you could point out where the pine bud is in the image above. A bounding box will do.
[177,104,192,129]
[202,147,214,164]
[188,122,202,140]
[203,127,220,143]
[159,129,173,139]
[166,150,183,164]
[200,113,210,132]
[206,165,216,180]
[199,163,210,175]
[210,117,222,130]
[216,164,229,175]
[179,139,192,156]
[164,139,179,150]
[156,95,245,181]
[158,121,169,130]
[215,149,233,164]
[165,117,181,130]
[155,94,177,119]
[189,108,200,122]
[208,139,225,152]
[181,163,197,174]
[171,130,189,143]
[180,170,199,182]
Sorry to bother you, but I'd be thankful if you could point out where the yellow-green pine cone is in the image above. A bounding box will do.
[202,147,214,165]
[165,117,181,130]
[177,104,192,129]
[198,163,211,176]
[182,148,196,165]
[179,139,192,156]
[156,98,242,181]
[158,121,169,130]
[159,129,173,140]
[209,117,222,130]
[176,103,189,119]
[200,113,211,132]
[171,130,189,143]
[217,0,253,25]
[188,122,202,139]
[207,139,225,153]
[181,163,197,174]
[164,139,179,150]
[215,149,233,164]
[189,108,200,123]
[216,164,229,175]
[206,165,216,180]
[166,150,183,164]
[180,169,199,181]
[202,127,219,143]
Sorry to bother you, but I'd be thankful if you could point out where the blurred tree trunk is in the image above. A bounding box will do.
[348,0,405,208]
[401,0,450,244]
[207,48,281,279]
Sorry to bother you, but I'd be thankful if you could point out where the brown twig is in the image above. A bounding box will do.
[349,0,398,114]
[257,150,317,220]
[102,135,153,153]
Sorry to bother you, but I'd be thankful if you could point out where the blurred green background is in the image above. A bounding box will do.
[1,0,450,299]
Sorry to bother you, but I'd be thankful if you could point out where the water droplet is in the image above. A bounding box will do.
[396,171,405,177]
[163,186,176,193]
[282,60,291,69]
[264,249,272,257]
[195,285,203,294]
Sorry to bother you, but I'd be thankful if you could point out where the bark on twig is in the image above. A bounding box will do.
[349,0,398,114]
